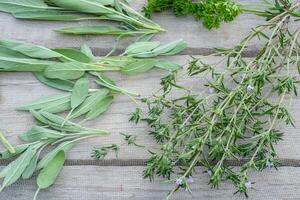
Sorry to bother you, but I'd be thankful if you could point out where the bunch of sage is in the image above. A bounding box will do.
[0,0,164,36]
[0,110,109,199]
[0,38,186,122]
[130,1,300,199]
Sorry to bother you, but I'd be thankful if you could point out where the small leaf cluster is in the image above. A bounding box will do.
[143,0,242,29]
[133,1,300,199]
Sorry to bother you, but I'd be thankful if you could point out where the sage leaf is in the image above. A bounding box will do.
[56,25,131,35]
[71,76,89,109]
[86,96,113,120]
[153,39,187,56]
[37,150,65,189]
[125,41,160,55]
[155,60,181,71]
[0,146,36,189]
[37,142,72,170]
[22,152,39,179]
[70,89,110,119]
[34,72,74,92]
[0,56,55,72]
[0,0,49,13]
[0,39,62,59]
[0,144,30,160]
[31,110,83,132]
[53,48,92,63]
[13,10,87,21]
[17,93,71,111]
[80,44,95,60]
[44,61,87,80]
[48,0,113,14]
[93,72,118,92]
[19,126,65,143]
[121,59,157,75]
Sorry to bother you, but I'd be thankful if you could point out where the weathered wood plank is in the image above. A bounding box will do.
[0,0,265,55]
[1,56,300,161]
[1,166,300,200]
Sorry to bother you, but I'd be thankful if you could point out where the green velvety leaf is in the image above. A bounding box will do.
[22,152,39,179]
[13,10,87,21]
[70,89,109,119]
[71,76,89,109]
[31,110,83,132]
[125,41,160,55]
[34,72,74,92]
[0,0,48,13]
[17,93,71,111]
[86,96,113,120]
[53,48,92,63]
[47,0,113,14]
[19,126,65,142]
[0,56,55,72]
[121,59,157,75]
[0,39,62,59]
[153,39,187,56]
[44,61,87,80]
[80,44,95,60]
[0,146,36,189]
[155,60,181,71]
[37,151,65,189]
[0,144,30,160]
[37,142,72,170]
[55,25,131,35]
[0,45,28,58]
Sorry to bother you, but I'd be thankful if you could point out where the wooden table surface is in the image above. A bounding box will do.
[1,1,300,199]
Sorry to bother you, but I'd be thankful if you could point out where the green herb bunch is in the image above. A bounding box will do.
[0,0,164,36]
[143,0,242,29]
[0,110,109,199]
[0,38,186,121]
[0,38,186,199]
[132,1,300,198]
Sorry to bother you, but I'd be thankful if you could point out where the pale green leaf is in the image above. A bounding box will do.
[86,96,113,120]
[71,76,89,109]
[37,151,65,189]
[0,39,62,59]
[44,61,87,80]
[56,25,131,35]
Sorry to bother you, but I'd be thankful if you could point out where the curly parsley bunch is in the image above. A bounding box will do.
[143,0,242,29]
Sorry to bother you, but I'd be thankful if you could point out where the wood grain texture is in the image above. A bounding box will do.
[1,166,300,200]
[1,56,300,161]
[0,0,266,55]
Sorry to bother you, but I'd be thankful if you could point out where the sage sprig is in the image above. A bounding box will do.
[0,110,109,198]
[0,0,165,36]
[0,38,186,122]
[131,1,300,199]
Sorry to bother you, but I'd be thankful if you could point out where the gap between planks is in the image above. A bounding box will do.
[1,158,300,167]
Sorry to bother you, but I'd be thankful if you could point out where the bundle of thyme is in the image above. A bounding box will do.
[131,0,300,198]
[0,0,164,36]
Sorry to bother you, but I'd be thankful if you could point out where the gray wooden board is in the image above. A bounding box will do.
[1,0,300,199]
[1,55,300,161]
[1,166,300,200]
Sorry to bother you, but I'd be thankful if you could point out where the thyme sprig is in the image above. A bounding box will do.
[133,1,300,198]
